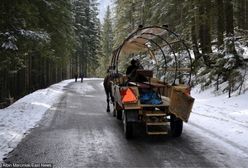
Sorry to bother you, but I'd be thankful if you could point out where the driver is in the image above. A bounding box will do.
[126,59,145,82]
[126,59,138,76]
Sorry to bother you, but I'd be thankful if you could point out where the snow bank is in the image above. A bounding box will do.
[0,79,74,160]
[188,87,248,157]
[1,77,247,164]
[243,46,248,59]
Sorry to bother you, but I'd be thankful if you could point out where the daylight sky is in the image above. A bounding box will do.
[98,0,112,23]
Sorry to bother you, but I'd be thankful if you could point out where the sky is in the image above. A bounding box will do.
[98,0,112,23]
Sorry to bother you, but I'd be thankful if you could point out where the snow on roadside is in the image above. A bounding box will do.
[1,77,247,165]
[0,79,76,160]
[186,86,248,159]
[241,45,248,59]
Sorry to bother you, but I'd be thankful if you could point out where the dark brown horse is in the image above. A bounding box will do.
[103,74,114,112]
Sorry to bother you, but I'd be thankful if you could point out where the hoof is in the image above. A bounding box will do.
[107,109,110,112]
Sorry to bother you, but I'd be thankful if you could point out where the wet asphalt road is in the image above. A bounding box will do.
[4,80,220,168]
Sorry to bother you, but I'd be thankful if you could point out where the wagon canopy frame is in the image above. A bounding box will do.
[110,25,193,85]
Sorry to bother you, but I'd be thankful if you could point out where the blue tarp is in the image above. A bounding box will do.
[140,90,162,105]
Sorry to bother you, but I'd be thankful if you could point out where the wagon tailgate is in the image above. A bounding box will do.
[169,86,195,122]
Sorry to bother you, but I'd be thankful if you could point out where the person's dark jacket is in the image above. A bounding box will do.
[126,65,137,75]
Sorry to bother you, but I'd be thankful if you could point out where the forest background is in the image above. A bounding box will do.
[0,0,247,107]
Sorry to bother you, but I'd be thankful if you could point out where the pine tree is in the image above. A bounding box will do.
[0,0,76,105]
[98,6,113,77]
[72,0,100,77]
[216,0,225,50]
[87,0,101,76]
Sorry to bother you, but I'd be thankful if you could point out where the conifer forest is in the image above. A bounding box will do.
[0,0,248,107]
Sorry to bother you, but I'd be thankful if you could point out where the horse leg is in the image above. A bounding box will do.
[113,102,116,117]
[106,93,110,112]
[110,89,114,103]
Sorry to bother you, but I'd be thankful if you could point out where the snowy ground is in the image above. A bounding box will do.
[0,79,97,161]
[0,78,248,164]
[186,86,248,163]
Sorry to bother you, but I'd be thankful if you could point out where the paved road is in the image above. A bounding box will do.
[4,80,220,167]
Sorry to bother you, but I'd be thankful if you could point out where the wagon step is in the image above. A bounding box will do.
[145,112,166,117]
[146,122,169,126]
[147,131,168,135]
[146,122,169,135]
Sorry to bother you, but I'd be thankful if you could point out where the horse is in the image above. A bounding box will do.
[103,73,114,112]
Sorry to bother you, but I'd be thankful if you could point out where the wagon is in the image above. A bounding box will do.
[107,25,194,139]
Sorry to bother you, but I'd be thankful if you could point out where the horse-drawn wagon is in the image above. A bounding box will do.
[104,25,195,139]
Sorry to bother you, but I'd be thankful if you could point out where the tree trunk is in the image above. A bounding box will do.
[236,0,248,30]
[224,0,237,55]
[216,0,224,49]
[199,0,212,67]
[191,6,201,61]
[246,0,248,30]
[225,0,235,36]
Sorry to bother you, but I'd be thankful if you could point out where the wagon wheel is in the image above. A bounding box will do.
[113,107,116,117]
[116,109,122,120]
[170,114,183,137]
[123,110,133,139]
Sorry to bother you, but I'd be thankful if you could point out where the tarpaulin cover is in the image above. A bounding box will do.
[121,27,167,55]
[140,90,162,105]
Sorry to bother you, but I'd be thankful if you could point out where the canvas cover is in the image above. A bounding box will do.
[120,27,168,55]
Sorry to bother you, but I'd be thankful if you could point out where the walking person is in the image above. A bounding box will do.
[80,73,84,83]
[74,73,78,82]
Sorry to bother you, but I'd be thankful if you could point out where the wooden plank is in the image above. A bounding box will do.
[124,106,142,110]
[160,84,172,97]
[147,132,168,135]
[169,86,194,122]
[141,103,169,107]
[128,82,150,89]
[146,122,169,126]
[129,81,166,88]
[143,81,166,88]
[145,113,166,117]
[166,67,191,72]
